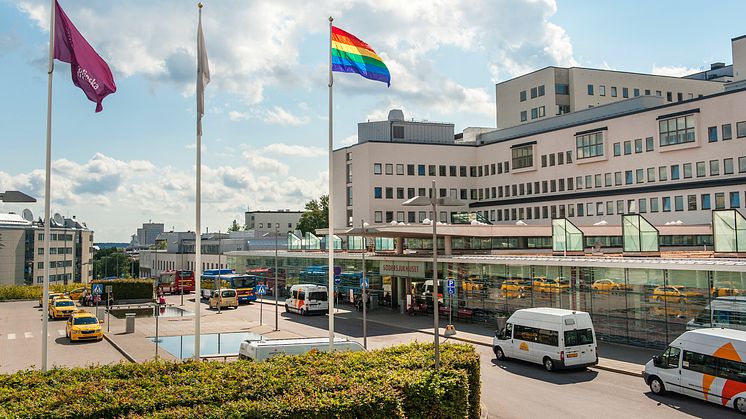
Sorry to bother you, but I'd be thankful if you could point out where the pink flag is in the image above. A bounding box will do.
[54,0,116,112]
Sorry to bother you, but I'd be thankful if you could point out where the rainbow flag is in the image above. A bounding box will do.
[332,26,390,87]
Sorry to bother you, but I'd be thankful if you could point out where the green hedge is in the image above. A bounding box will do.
[90,278,154,301]
[0,343,480,418]
[0,284,69,302]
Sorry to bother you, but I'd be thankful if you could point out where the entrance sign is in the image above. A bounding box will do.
[379,261,425,278]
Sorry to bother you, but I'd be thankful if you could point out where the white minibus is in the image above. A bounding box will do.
[687,297,746,332]
[239,337,365,361]
[284,284,328,315]
[493,307,598,371]
[644,328,746,413]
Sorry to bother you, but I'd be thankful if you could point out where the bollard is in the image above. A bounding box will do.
[125,313,136,333]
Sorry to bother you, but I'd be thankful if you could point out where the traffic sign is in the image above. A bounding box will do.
[334,276,341,285]
[446,279,456,295]
[333,266,341,281]
[360,278,369,288]
[92,284,103,296]
[257,285,267,295]
[105,285,113,294]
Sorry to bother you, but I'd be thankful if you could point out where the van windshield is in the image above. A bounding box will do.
[308,291,327,301]
[564,328,594,346]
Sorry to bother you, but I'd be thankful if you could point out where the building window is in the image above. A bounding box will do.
[683,163,692,178]
[666,91,672,102]
[538,85,545,96]
[647,167,655,182]
[541,155,547,167]
[687,195,697,211]
[587,84,594,95]
[622,87,629,98]
[710,160,720,176]
[715,192,725,209]
[659,166,668,181]
[520,90,527,102]
[674,196,684,211]
[566,150,573,163]
[396,188,404,199]
[701,194,711,210]
[645,137,654,152]
[623,141,632,155]
[429,165,436,176]
[611,86,617,97]
[625,170,633,185]
[347,186,353,206]
[636,169,644,183]
[538,106,545,117]
[659,114,695,146]
[450,165,457,176]
[724,158,734,175]
[385,211,394,223]
[373,163,382,175]
[385,163,393,175]
[511,145,534,169]
[576,131,604,159]
[374,211,382,223]
[634,138,643,153]
[615,171,622,185]
[407,164,415,175]
[613,142,621,156]
[396,164,404,175]
[634,88,640,97]
[670,165,680,180]
[639,198,647,213]
[392,126,404,139]
[530,87,538,98]
[599,85,606,96]
[730,192,741,208]
[604,173,612,186]
[520,111,527,122]
[556,84,569,95]
[723,124,733,140]
[418,165,426,176]
[460,166,467,177]
[708,126,718,142]
[549,154,555,166]
[738,121,746,138]
[385,188,393,199]
[595,174,602,188]
[531,108,538,119]
[662,197,671,212]
[374,187,382,199]
[740,157,746,173]
[650,197,659,212]
[697,161,706,177]
[557,152,564,165]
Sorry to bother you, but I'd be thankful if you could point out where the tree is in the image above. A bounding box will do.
[93,248,138,279]
[228,219,241,232]
[297,194,328,234]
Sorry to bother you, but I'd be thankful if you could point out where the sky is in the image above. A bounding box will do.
[0,0,745,242]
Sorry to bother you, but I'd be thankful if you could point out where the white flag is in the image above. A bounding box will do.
[196,12,210,135]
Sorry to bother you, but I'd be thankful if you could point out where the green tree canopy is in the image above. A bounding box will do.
[228,219,241,232]
[297,195,328,234]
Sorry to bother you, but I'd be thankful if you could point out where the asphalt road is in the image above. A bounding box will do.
[0,300,126,373]
[234,297,740,419]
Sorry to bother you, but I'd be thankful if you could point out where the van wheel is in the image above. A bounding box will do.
[543,357,554,372]
[735,397,746,413]
[494,346,505,360]
[649,377,666,395]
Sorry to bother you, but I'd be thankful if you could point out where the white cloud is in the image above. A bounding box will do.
[261,144,326,157]
[263,106,310,126]
[341,135,358,146]
[651,65,700,77]
[228,110,250,121]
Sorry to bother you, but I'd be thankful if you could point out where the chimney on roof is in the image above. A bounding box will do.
[387,109,404,121]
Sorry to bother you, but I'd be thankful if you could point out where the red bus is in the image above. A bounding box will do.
[157,270,195,294]
[246,267,286,296]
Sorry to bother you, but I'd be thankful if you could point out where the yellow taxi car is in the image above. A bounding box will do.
[652,286,705,304]
[66,311,103,342]
[592,279,626,292]
[48,298,77,319]
[500,279,530,299]
[39,292,64,307]
[209,288,239,310]
[68,287,88,301]
[538,278,571,294]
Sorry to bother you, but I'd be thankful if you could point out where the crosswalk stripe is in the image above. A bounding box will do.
[24,332,33,339]
[7,334,15,340]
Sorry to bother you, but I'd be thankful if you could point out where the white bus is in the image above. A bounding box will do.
[644,328,746,413]
[284,284,328,316]
[688,297,746,332]
[493,307,598,371]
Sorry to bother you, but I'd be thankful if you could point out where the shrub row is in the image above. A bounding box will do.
[0,284,69,302]
[0,342,480,418]
[90,278,154,301]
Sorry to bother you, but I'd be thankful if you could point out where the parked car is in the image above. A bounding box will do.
[68,287,88,301]
[208,289,239,310]
[652,286,705,304]
[537,278,570,294]
[49,298,77,320]
[39,292,64,307]
[591,279,626,292]
[66,311,103,342]
[500,279,530,299]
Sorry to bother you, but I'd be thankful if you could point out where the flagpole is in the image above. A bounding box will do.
[327,16,335,351]
[194,2,203,361]
[41,0,56,373]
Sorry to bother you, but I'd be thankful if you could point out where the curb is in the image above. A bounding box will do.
[103,333,136,363]
[590,364,643,377]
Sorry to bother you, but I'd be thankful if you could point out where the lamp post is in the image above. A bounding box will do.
[274,223,279,331]
[361,219,368,349]
[402,179,465,370]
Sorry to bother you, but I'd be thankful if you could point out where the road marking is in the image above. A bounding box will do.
[24,332,33,339]
[57,329,65,336]
[7,334,15,340]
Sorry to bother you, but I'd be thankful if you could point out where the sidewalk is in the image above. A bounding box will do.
[262,296,652,377]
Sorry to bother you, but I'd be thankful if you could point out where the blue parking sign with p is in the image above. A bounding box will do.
[446,279,456,295]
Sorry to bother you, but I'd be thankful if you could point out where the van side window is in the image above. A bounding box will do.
[513,325,558,346]
[718,358,746,383]
[564,329,594,346]
[683,350,715,375]
[298,291,305,301]
[504,323,512,339]
[292,290,298,299]
[659,346,681,369]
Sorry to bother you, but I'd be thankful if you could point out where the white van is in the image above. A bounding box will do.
[687,297,746,332]
[644,328,746,413]
[492,307,598,371]
[285,284,328,315]
[238,337,365,361]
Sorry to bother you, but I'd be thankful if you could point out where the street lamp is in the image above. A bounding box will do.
[402,179,465,370]
[262,225,280,331]
[0,190,36,203]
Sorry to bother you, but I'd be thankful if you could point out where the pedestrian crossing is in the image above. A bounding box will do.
[5,330,66,339]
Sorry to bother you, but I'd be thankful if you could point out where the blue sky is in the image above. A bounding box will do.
[0,0,744,241]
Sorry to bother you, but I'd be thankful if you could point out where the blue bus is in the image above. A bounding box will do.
[200,270,258,303]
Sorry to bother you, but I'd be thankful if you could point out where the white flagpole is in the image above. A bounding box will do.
[41,0,56,373]
[327,16,335,351]
[194,2,204,361]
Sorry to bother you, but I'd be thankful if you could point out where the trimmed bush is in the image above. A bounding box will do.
[90,278,154,301]
[0,343,480,418]
[0,284,70,302]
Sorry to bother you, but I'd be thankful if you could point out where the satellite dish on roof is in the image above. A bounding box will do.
[22,209,33,222]
[53,213,64,226]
